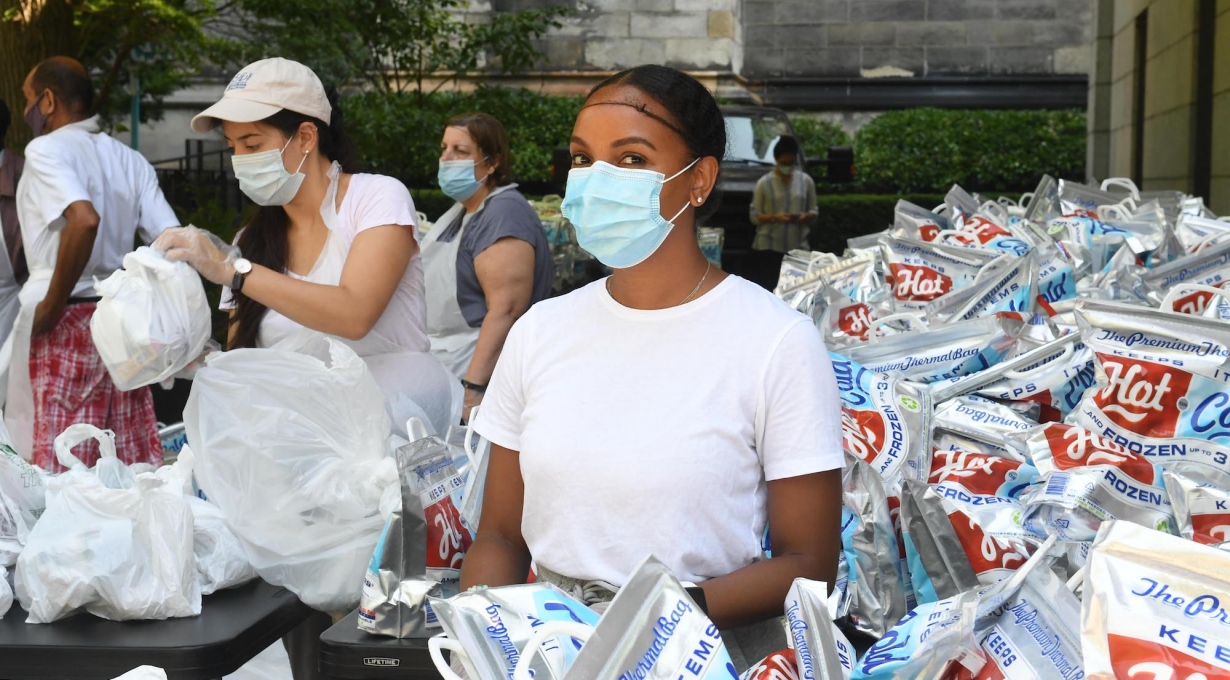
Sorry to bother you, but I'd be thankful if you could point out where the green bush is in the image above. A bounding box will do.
[346,91,1084,198]
[788,114,852,160]
[853,108,1085,193]
[344,87,583,190]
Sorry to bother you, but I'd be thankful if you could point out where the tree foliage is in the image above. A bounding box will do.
[215,0,571,97]
[1,0,220,148]
[76,0,228,125]
[1,0,572,150]
[788,114,852,159]
[343,86,582,196]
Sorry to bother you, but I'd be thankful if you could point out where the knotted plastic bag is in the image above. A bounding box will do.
[167,445,258,595]
[91,246,211,391]
[15,425,199,622]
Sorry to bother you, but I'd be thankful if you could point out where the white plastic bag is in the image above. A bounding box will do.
[184,333,397,611]
[112,668,168,680]
[91,246,211,391]
[170,445,257,595]
[45,424,136,500]
[189,494,258,595]
[0,565,12,618]
[366,351,464,438]
[0,419,45,566]
[15,425,200,622]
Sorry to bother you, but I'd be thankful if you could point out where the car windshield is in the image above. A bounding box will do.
[724,113,791,164]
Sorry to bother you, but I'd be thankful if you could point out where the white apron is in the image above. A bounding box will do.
[0,270,54,460]
[263,163,461,435]
[423,202,481,379]
[0,225,25,361]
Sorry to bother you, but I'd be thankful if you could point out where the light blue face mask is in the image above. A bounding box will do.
[560,159,699,269]
[438,158,490,202]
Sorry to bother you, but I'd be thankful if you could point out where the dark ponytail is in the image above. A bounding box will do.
[229,87,359,349]
[587,65,727,223]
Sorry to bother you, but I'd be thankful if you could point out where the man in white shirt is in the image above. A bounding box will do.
[11,57,179,470]
[749,136,817,289]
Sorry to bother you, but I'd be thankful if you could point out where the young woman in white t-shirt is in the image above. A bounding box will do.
[462,65,844,667]
[155,59,456,434]
[157,57,459,680]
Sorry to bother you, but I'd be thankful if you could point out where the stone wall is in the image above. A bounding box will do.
[506,0,1093,79]
[740,0,1093,78]
[487,0,743,72]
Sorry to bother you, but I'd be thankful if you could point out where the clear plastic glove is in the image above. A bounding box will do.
[154,226,241,286]
[170,338,222,383]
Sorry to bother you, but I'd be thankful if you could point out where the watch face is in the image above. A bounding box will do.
[235,258,252,274]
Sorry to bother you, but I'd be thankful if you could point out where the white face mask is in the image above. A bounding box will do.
[231,134,309,206]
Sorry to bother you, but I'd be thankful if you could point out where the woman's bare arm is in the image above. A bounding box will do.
[459,444,533,589]
[239,224,418,340]
[699,469,842,629]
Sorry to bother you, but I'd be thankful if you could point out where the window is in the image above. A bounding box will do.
[723,113,792,165]
[1132,10,1148,187]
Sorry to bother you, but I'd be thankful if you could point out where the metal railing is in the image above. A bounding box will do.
[153,140,245,216]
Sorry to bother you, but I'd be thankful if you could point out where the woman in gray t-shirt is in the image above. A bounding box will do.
[422,112,552,420]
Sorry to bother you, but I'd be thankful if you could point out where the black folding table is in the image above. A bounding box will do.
[0,580,312,680]
[318,611,442,679]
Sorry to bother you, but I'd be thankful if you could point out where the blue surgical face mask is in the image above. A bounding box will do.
[560,159,699,269]
[438,158,490,202]
[231,135,308,206]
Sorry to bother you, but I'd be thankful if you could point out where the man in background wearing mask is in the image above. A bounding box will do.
[9,56,179,470]
[748,135,817,289]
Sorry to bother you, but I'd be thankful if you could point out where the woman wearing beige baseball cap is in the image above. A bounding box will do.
[154,58,459,675]
[158,57,456,431]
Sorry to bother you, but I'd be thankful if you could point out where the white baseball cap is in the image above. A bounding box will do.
[190,58,332,133]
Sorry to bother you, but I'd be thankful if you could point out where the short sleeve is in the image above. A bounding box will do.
[348,175,417,237]
[471,310,534,451]
[758,319,845,480]
[470,193,544,258]
[135,162,180,242]
[19,139,90,232]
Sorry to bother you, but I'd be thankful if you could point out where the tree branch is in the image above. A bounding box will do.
[92,27,139,116]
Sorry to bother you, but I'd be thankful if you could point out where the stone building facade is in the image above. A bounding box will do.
[1086,0,1228,212]
[129,0,1095,162]
[478,0,1093,109]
